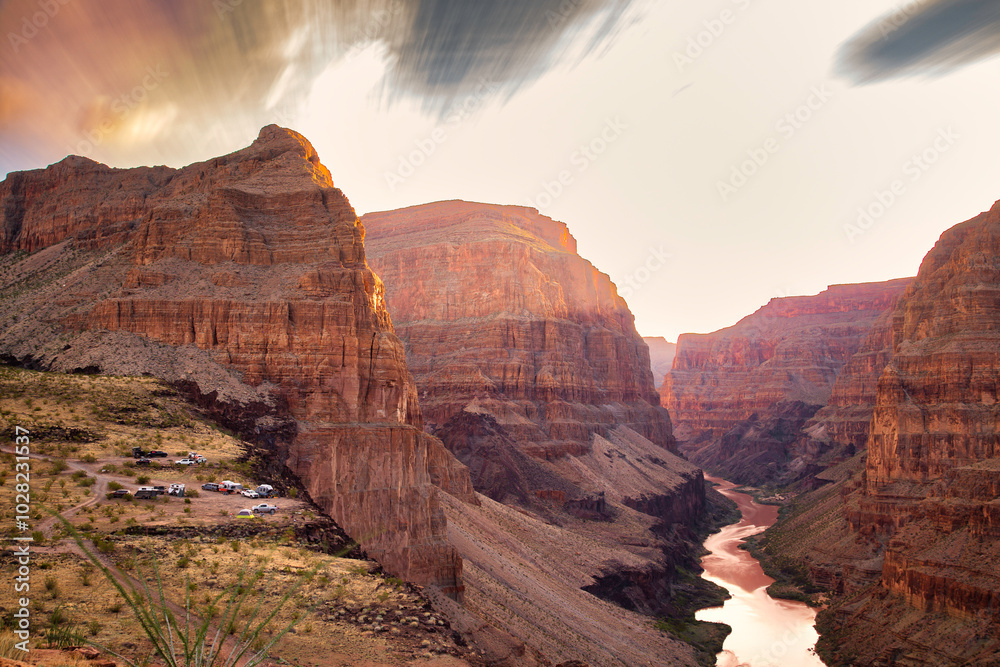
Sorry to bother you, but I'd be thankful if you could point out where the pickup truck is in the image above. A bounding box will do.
[252,503,278,515]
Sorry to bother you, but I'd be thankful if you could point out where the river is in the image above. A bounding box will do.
[695,476,826,667]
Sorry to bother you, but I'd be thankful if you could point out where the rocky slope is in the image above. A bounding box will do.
[753,202,1000,666]
[643,336,676,387]
[661,279,912,483]
[363,202,732,664]
[0,126,475,597]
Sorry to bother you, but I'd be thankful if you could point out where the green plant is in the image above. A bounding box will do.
[81,453,97,463]
[136,475,150,485]
[108,481,124,491]
[54,512,315,667]
[45,575,59,598]
[87,619,102,636]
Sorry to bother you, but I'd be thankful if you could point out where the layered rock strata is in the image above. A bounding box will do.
[362,200,676,458]
[0,126,473,595]
[754,202,1000,665]
[662,279,912,482]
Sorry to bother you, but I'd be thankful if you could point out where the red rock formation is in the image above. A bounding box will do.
[643,336,676,387]
[754,201,1000,666]
[0,126,473,596]
[661,279,912,480]
[362,200,675,457]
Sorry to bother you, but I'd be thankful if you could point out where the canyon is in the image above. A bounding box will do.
[661,278,912,485]
[0,126,473,597]
[363,200,731,664]
[643,336,676,387]
[710,203,1000,665]
[0,131,721,666]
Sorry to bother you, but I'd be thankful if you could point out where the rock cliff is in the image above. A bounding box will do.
[362,200,675,457]
[643,336,676,387]
[661,279,912,483]
[752,201,1000,666]
[0,126,474,596]
[362,201,730,664]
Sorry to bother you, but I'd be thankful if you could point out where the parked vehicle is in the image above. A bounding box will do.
[255,484,275,498]
[134,488,159,500]
[168,483,186,497]
[188,452,207,463]
[220,481,244,494]
[175,459,197,466]
[147,450,168,458]
[241,489,259,499]
[235,509,254,519]
[202,482,220,492]
[252,503,277,515]
[132,446,147,458]
[135,458,152,467]
[110,489,130,498]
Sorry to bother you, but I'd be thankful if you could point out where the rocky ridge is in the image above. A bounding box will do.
[661,279,912,484]
[0,126,474,597]
[752,202,1000,665]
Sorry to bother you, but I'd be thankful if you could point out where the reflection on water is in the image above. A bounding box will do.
[695,477,826,667]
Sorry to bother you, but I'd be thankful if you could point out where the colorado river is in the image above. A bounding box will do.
[695,476,825,667]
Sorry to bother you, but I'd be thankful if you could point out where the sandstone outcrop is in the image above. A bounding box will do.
[362,200,675,457]
[661,279,912,482]
[0,126,473,596]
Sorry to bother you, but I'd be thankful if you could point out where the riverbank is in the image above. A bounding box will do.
[695,477,825,666]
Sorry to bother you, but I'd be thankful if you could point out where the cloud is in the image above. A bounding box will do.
[837,0,1000,83]
[0,0,636,171]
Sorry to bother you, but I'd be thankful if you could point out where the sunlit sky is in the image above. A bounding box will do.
[2,0,1000,341]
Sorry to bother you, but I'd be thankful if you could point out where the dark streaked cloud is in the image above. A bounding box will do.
[0,0,636,174]
[838,0,1000,83]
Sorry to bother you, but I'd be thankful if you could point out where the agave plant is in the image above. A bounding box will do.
[53,512,316,667]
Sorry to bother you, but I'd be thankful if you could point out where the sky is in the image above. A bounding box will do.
[2,0,1000,341]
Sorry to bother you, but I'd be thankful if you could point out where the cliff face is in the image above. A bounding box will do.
[643,336,676,387]
[363,200,675,456]
[662,279,912,482]
[753,202,1000,666]
[0,126,473,596]
[362,202,729,664]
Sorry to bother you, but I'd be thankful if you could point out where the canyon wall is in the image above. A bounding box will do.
[643,336,676,387]
[753,202,1000,666]
[363,201,675,457]
[661,279,911,482]
[363,202,730,665]
[0,126,473,596]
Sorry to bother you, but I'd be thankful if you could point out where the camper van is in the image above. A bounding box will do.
[168,483,186,497]
[220,481,244,495]
[135,487,160,500]
[255,484,275,498]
